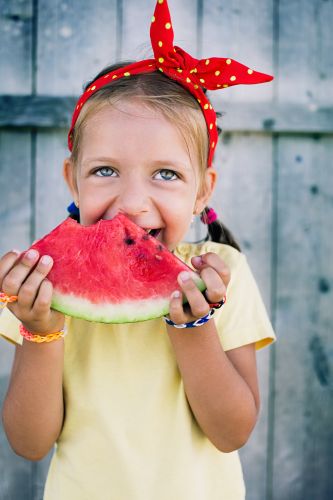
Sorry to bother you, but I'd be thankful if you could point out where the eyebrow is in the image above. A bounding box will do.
[81,157,192,171]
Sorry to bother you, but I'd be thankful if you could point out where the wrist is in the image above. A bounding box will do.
[19,323,67,343]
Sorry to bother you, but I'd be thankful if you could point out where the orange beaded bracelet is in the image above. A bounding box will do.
[19,324,67,343]
[0,292,18,309]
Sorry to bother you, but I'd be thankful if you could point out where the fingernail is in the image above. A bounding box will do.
[41,255,52,265]
[11,249,21,255]
[26,249,38,260]
[192,256,202,266]
[179,271,190,282]
[171,290,181,299]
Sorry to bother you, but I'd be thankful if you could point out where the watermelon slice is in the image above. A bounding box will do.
[28,214,205,323]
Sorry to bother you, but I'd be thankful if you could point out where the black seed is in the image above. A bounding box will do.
[157,244,164,251]
[142,234,149,240]
[124,238,136,245]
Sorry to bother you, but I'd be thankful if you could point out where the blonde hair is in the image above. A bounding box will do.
[70,63,209,193]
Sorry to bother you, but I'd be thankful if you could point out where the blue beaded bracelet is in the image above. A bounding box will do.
[163,308,215,329]
[163,296,226,329]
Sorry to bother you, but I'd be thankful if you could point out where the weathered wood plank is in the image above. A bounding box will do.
[121,0,198,60]
[0,0,33,93]
[278,0,333,105]
[35,130,72,239]
[210,132,273,500]
[201,0,274,103]
[37,0,118,95]
[0,130,32,257]
[0,130,32,376]
[272,135,333,500]
[1,96,333,133]
[0,130,34,499]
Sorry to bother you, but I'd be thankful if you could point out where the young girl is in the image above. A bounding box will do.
[0,1,275,498]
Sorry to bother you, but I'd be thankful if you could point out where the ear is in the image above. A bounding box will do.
[195,167,217,214]
[63,158,79,201]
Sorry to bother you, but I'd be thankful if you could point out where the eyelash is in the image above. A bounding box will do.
[93,167,179,181]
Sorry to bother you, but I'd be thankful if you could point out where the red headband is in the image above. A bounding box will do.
[68,0,273,166]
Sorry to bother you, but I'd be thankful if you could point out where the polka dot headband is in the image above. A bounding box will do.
[68,0,274,166]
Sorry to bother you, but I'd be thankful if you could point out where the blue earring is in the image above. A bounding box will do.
[67,201,80,216]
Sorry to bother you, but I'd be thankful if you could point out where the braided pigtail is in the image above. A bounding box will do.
[200,207,241,252]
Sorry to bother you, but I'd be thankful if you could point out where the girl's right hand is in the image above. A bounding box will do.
[0,249,65,335]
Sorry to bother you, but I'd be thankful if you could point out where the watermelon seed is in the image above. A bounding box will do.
[124,237,136,245]
[155,255,163,260]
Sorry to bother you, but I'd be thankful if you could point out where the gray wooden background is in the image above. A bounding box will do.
[0,0,332,499]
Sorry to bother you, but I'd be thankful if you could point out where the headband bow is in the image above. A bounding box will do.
[68,0,273,166]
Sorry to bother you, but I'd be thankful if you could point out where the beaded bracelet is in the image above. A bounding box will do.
[0,292,18,309]
[163,308,216,329]
[19,324,67,343]
[163,296,226,329]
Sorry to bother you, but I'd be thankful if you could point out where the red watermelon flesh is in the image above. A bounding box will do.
[28,214,205,323]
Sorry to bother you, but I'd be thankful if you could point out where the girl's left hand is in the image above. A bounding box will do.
[168,252,230,326]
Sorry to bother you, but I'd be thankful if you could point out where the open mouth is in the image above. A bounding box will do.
[144,228,161,238]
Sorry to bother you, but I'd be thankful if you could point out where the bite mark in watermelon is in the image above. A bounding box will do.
[28,214,206,323]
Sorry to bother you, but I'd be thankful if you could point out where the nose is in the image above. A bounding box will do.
[116,179,150,217]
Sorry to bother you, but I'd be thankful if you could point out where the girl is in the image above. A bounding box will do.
[0,1,275,499]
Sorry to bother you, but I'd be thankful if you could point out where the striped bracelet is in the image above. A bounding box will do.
[19,324,67,343]
[163,296,226,329]
[163,308,216,328]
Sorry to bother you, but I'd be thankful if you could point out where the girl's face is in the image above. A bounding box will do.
[64,99,216,251]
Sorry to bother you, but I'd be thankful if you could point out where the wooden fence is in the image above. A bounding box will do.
[0,0,332,499]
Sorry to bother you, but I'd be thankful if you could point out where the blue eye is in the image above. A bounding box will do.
[94,167,116,177]
[155,169,179,181]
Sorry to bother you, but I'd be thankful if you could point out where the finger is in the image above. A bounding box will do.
[0,250,22,288]
[191,253,231,287]
[177,271,210,319]
[200,267,227,304]
[18,255,54,311]
[1,249,40,296]
[168,290,188,325]
[31,278,53,316]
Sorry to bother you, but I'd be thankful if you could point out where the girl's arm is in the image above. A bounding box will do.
[166,252,260,453]
[0,249,66,461]
[2,340,65,461]
[166,323,259,453]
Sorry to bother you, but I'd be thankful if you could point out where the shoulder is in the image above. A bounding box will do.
[175,241,245,273]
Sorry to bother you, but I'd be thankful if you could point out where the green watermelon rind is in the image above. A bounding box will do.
[51,274,206,324]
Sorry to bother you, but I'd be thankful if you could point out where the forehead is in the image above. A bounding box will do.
[79,99,198,169]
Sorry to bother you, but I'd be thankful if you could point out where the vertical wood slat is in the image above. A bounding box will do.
[121,0,198,61]
[278,0,333,105]
[211,133,274,500]
[201,0,274,104]
[37,0,118,95]
[272,135,333,500]
[0,3,36,497]
[35,130,72,239]
[270,1,333,498]
[0,0,33,93]
[0,131,34,500]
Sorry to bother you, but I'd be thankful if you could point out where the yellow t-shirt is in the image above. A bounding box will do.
[0,241,275,500]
